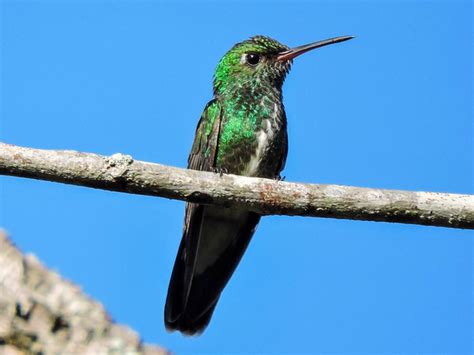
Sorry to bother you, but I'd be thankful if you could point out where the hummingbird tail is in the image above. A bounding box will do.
[165,297,218,335]
[164,204,260,335]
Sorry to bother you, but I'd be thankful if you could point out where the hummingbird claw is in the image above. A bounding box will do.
[275,175,286,181]
[212,167,228,177]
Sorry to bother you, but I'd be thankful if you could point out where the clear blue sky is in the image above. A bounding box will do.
[1,1,472,353]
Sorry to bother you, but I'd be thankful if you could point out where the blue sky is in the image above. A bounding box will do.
[0,1,472,353]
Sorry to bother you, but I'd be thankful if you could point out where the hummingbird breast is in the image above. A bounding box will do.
[241,105,279,176]
[217,96,287,179]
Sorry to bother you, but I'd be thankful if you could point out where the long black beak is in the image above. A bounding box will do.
[277,35,354,61]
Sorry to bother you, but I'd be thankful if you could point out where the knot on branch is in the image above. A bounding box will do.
[104,153,134,181]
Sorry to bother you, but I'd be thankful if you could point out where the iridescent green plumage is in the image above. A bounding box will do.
[165,34,354,335]
[190,36,291,175]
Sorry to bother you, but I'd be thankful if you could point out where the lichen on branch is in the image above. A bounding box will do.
[0,142,473,229]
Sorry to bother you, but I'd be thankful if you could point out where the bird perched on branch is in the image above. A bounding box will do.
[165,34,353,335]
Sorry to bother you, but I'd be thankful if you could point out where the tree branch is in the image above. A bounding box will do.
[0,230,167,354]
[0,142,473,229]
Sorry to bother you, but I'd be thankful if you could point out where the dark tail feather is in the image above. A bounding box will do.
[165,205,260,335]
[165,203,203,327]
[165,298,218,335]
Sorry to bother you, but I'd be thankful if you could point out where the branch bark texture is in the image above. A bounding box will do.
[0,230,167,354]
[0,142,473,229]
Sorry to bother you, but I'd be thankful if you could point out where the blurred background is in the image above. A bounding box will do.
[0,1,472,353]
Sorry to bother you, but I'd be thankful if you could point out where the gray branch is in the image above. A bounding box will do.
[0,142,473,229]
[0,230,168,354]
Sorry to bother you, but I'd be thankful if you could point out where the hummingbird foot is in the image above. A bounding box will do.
[212,167,228,177]
[275,175,286,181]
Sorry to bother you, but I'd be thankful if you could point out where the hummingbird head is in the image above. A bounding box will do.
[213,36,290,96]
[213,35,354,97]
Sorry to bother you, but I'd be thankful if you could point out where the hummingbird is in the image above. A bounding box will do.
[165,35,353,335]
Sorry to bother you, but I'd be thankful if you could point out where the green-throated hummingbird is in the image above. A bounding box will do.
[165,35,353,335]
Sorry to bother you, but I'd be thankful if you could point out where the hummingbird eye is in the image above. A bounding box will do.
[245,53,260,66]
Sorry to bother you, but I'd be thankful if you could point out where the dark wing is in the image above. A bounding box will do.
[276,112,288,178]
[187,99,222,172]
[165,99,261,335]
[164,99,222,332]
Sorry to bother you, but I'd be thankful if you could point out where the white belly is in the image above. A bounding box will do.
[242,118,275,176]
